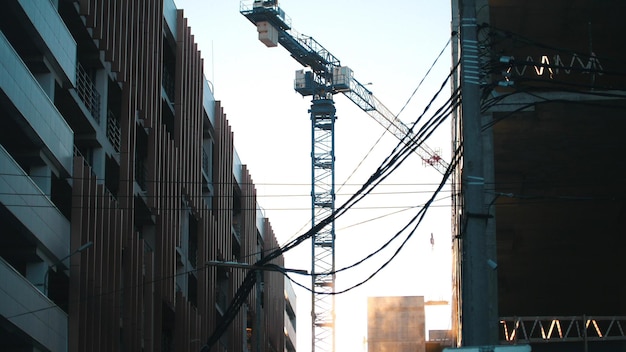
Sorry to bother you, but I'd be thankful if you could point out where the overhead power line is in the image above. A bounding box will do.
[202,58,462,349]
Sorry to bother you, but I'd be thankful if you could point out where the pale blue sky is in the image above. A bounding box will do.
[174,1,454,350]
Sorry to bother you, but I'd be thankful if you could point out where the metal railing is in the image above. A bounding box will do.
[162,65,175,104]
[107,110,121,153]
[202,146,211,181]
[76,63,101,122]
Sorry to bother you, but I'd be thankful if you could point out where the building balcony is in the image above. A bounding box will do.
[162,65,176,107]
[0,145,71,263]
[14,0,77,87]
[0,31,74,175]
[107,110,121,153]
[0,257,68,352]
[203,78,215,127]
[75,62,101,122]
[163,0,178,40]
[284,311,297,348]
[202,146,211,183]
[216,286,228,315]
[232,220,242,244]
[233,149,243,185]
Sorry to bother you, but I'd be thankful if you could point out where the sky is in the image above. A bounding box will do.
[173,1,454,351]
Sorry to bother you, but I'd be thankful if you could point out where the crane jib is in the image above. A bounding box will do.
[241,1,448,171]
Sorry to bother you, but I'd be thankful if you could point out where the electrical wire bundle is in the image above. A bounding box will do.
[201,56,464,351]
[478,23,626,128]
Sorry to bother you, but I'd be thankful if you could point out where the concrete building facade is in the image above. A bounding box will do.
[0,1,289,351]
[451,1,626,351]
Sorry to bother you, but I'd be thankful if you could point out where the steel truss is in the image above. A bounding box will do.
[309,96,336,352]
[500,316,626,344]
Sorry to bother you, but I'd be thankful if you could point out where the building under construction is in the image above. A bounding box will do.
[367,296,426,352]
[0,1,290,351]
[452,1,626,351]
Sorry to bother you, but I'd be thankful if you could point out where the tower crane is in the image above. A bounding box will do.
[240,2,449,351]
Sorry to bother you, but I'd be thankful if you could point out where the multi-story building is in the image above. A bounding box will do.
[451,1,626,351]
[284,277,297,352]
[0,1,290,351]
[367,296,426,352]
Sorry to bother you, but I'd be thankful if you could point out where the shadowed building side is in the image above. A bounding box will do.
[451,0,626,350]
[0,1,290,351]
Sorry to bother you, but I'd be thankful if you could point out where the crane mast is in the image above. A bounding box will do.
[240,2,448,351]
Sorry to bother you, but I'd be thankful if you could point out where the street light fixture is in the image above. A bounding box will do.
[205,260,309,275]
[57,241,94,266]
[44,241,94,295]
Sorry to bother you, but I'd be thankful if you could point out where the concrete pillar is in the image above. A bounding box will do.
[176,207,190,295]
[34,72,56,102]
[96,68,108,126]
[91,147,106,181]
[30,164,52,197]
[459,0,499,345]
[26,261,49,294]
[482,112,499,343]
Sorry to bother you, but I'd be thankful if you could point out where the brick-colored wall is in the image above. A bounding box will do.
[68,2,286,351]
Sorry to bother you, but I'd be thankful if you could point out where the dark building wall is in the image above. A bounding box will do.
[484,0,626,319]
[493,102,626,317]
[452,0,626,349]
[489,0,626,91]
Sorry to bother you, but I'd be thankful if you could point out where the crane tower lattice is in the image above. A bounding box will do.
[240,2,449,351]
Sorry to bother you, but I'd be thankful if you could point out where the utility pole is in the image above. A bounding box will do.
[459,0,497,346]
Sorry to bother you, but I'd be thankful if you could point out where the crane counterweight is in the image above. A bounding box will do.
[256,21,279,47]
[241,0,448,173]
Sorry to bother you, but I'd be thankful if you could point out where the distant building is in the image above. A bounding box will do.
[367,296,426,352]
[429,330,453,344]
[0,1,287,351]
